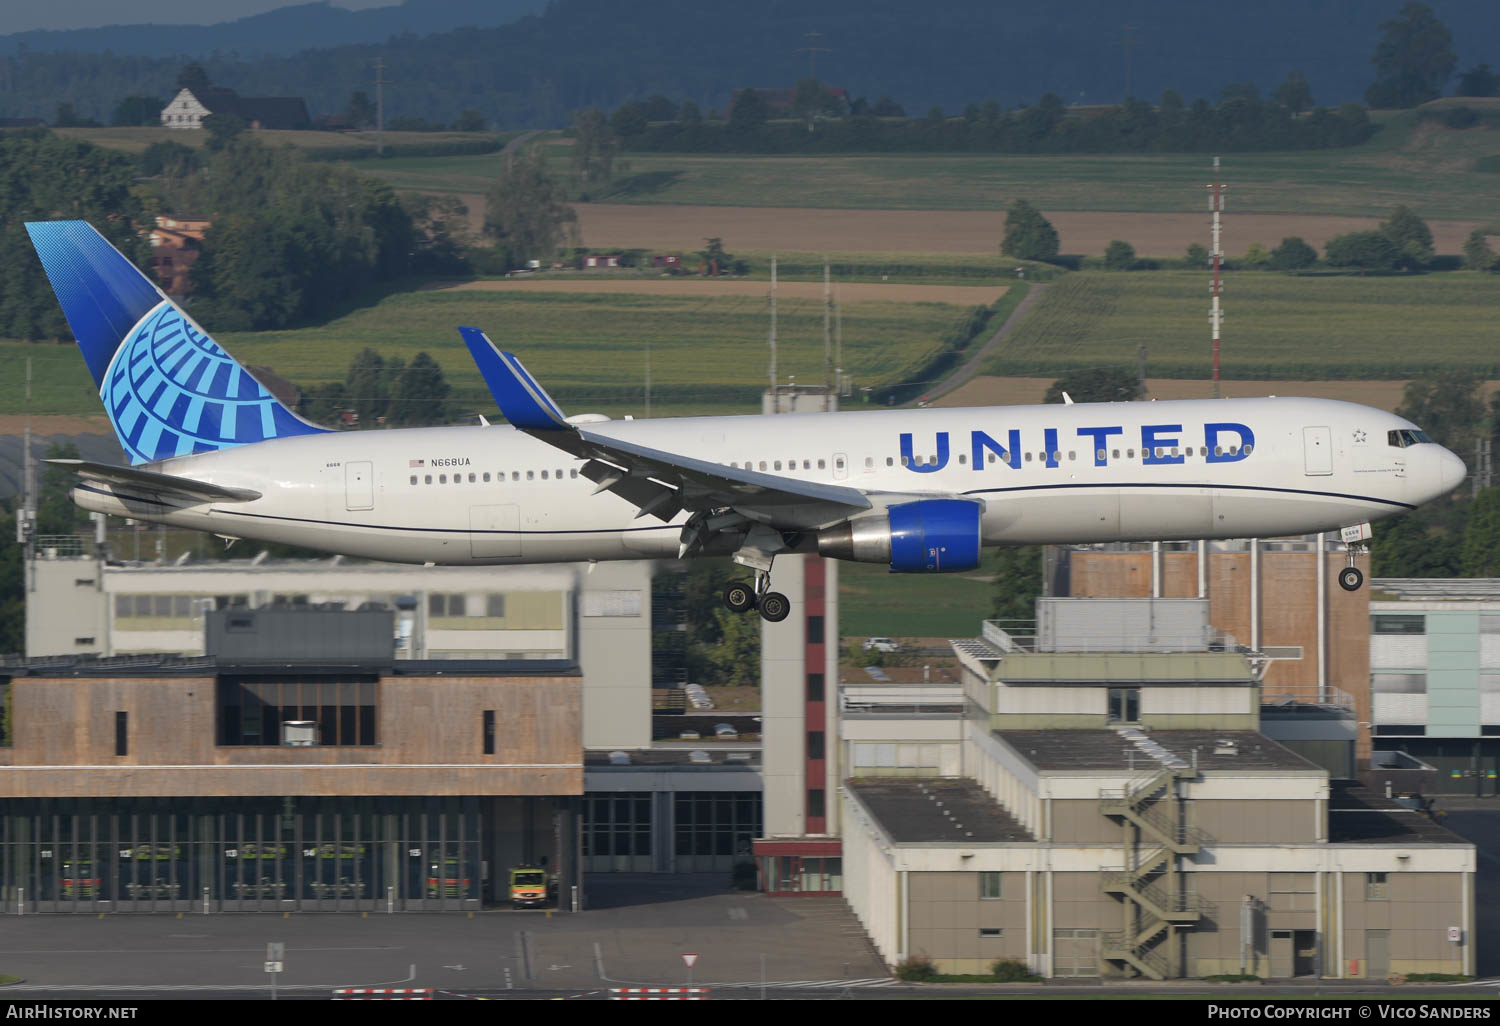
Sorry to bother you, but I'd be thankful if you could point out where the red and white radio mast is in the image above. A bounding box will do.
[1208,156,1226,398]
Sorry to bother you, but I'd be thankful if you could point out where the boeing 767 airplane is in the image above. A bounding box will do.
[24,221,1465,622]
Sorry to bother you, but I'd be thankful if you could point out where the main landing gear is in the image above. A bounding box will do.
[723,572,790,623]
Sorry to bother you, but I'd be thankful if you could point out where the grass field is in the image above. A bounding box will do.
[839,560,994,638]
[359,112,1500,221]
[984,270,1500,380]
[0,288,985,419]
[54,125,511,157]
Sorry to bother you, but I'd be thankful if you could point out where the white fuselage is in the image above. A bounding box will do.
[72,397,1464,566]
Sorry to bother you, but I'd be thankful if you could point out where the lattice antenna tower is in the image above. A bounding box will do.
[1208,156,1227,398]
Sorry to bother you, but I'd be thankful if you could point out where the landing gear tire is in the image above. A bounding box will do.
[1338,567,1364,592]
[757,591,791,623]
[723,581,756,613]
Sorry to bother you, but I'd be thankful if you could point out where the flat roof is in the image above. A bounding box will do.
[847,779,1036,844]
[0,654,580,678]
[991,652,1259,684]
[995,730,1323,773]
[1328,784,1473,845]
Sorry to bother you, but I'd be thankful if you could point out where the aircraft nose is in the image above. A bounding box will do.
[1439,447,1467,495]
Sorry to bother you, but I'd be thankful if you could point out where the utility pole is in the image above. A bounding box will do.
[1207,156,1226,399]
[823,258,832,392]
[795,30,831,81]
[1114,25,1140,100]
[21,357,34,594]
[374,57,389,156]
[768,255,778,390]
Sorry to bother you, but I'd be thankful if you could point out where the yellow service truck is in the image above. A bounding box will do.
[508,865,551,908]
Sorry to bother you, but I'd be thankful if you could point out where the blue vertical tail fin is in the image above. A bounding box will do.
[25,220,327,465]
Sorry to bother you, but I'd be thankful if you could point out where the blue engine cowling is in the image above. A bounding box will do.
[817,499,983,573]
[888,499,983,572]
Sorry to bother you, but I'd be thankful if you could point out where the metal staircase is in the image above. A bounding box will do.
[1099,767,1210,979]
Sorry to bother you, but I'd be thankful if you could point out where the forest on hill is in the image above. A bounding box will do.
[1,0,1495,130]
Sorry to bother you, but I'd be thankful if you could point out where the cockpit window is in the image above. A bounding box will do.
[1387,429,1433,448]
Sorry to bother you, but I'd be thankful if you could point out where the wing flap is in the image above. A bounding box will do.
[46,459,262,503]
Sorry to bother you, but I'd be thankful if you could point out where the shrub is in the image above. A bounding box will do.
[1104,239,1137,271]
[1270,236,1318,271]
[894,955,938,981]
[1325,230,1402,271]
[991,959,1039,981]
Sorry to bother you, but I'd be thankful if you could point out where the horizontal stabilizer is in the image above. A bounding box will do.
[46,459,262,503]
[458,326,569,430]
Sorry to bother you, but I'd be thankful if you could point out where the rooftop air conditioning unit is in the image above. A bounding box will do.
[282,720,318,746]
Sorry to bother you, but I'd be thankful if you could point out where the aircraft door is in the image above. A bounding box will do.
[345,461,374,510]
[1302,427,1333,476]
[470,505,522,559]
[833,452,849,480]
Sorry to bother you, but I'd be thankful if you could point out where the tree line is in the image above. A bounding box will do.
[1000,198,1498,273]
[610,78,1377,156]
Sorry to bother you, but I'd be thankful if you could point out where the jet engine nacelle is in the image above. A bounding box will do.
[817,499,982,573]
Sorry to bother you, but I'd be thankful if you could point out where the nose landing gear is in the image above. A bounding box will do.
[1338,565,1364,592]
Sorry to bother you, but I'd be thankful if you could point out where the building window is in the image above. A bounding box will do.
[1107,687,1140,724]
[980,872,1003,899]
[1373,673,1426,695]
[115,711,128,756]
[1373,614,1425,635]
[429,593,467,617]
[807,615,824,644]
[807,789,825,820]
[583,793,655,867]
[807,673,824,702]
[486,594,506,618]
[217,677,378,746]
[980,928,1004,937]
[1366,872,1389,900]
[483,710,495,755]
[807,731,824,760]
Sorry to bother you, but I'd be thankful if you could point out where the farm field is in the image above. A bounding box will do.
[441,277,1010,305]
[932,376,1500,414]
[0,288,983,419]
[366,112,1500,222]
[982,271,1500,380]
[571,203,1482,259]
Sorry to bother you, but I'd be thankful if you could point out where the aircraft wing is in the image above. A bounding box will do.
[45,459,263,504]
[459,326,872,529]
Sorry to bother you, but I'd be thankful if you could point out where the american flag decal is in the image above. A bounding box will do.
[409,459,424,468]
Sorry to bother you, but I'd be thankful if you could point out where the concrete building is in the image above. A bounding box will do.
[837,602,1475,979]
[1,608,581,912]
[25,546,651,751]
[1368,578,1500,794]
[1064,538,1373,769]
[19,544,766,888]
